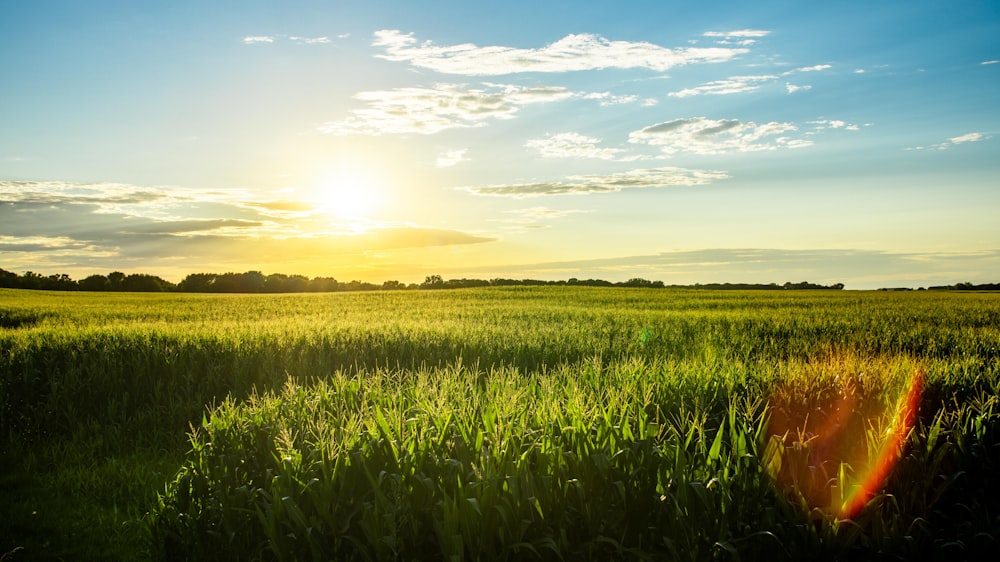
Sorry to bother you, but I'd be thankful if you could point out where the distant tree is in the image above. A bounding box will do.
[178,273,216,292]
[381,280,406,291]
[108,271,126,291]
[19,271,43,290]
[263,273,289,293]
[309,277,339,292]
[421,275,444,289]
[121,273,173,292]
[79,274,111,292]
[0,268,18,288]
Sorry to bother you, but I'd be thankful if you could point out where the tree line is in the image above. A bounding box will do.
[0,267,848,293]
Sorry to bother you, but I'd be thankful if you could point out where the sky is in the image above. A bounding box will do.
[1,0,998,289]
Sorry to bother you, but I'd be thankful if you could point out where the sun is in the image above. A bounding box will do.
[311,170,381,219]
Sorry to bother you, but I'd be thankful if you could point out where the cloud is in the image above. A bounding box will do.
[436,149,468,168]
[950,132,985,144]
[907,132,988,151]
[463,167,728,198]
[525,132,637,161]
[497,206,586,230]
[669,74,779,98]
[507,207,583,220]
[243,35,333,45]
[0,180,496,275]
[785,83,812,94]
[982,60,999,65]
[372,30,748,75]
[319,83,573,135]
[703,29,771,46]
[289,36,331,45]
[669,64,831,98]
[580,92,640,106]
[629,117,809,154]
[793,64,832,73]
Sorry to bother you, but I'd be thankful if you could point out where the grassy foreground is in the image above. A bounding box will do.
[1,287,999,559]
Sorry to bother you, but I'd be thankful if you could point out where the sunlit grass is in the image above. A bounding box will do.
[2,287,999,559]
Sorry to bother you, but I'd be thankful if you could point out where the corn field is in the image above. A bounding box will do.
[1,287,999,559]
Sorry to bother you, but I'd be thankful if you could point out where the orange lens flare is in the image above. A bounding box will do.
[765,366,924,519]
[838,369,924,519]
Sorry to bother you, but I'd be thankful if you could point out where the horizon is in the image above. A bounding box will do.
[2,1,999,291]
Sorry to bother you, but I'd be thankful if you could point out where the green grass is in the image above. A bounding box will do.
[2,287,999,559]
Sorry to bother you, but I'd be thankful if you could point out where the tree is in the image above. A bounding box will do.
[79,274,111,292]
[108,271,126,291]
[421,275,444,289]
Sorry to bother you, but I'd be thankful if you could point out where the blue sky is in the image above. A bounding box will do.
[1,0,998,288]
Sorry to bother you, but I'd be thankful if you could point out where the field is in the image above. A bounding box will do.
[1,287,999,560]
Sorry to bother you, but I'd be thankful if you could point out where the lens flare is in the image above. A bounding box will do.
[765,362,924,519]
[838,369,924,519]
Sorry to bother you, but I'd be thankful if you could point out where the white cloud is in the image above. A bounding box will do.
[908,132,987,151]
[785,83,812,94]
[435,149,468,168]
[982,60,999,65]
[581,92,640,106]
[628,117,809,154]
[318,83,573,136]
[372,30,748,75]
[667,64,830,99]
[289,36,331,45]
[703,30,771,46]
[703,30,771,38]
[950,132,985,144]
[525,133,637,161]
[808,119,860,131]
[243,35,334,45]
[793,64,832,73]
[669,74,778,97]
[463,167,729,198]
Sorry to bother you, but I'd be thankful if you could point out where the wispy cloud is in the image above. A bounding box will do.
[668,64,831,98]
[289,36,331,45]
[435,149,468,168]
[525,133,638,161]
[702,29,771,46]
[580,92,640,106]
[908,131,988,150]
[629,117,810,154]
[808,119,861,132]
[463,167,728,198]
[372,30,748,75]
[982,60,999,65]
[318,83,573,136]
[497,206,586,230]
[669,75,778,98]
[242,35,332,45]
[785,83,812,94]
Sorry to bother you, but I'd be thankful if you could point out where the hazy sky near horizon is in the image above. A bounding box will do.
[1,0,998,289]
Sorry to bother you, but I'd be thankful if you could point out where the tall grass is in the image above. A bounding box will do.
[1,287,999,558]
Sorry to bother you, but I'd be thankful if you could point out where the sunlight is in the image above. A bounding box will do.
[311,168,381,219]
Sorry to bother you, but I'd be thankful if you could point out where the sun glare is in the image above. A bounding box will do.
[311,169,381,219]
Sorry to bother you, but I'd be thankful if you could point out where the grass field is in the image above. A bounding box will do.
[1,287,999,560]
